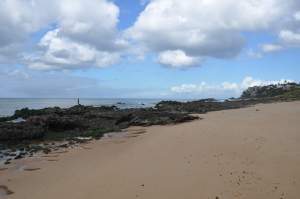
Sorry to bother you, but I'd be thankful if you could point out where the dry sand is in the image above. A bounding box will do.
[1,101,300,199]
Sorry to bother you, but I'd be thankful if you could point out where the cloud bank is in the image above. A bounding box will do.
[0,0,300,69]
[0,0,126,70]
[127,0,300,67]
[170,76,295,98]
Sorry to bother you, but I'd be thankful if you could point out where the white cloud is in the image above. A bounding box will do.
[171,81,240,94]
[241,76,294,88]
[0,0,56,63]
[259,9,300,52]
[0,1,54,46]
[0,0,125,70]
[279,30,300,46]
[170,76,295,98]
[127,0,298,68]
[261,44,283,52]
[8,69,30,80]
[247,49,263,59]
[1,0,300,70]
[222,82,239,90]
[30,0,126,70]
[56,0,124,51]
[171,83,203,93]
[294,11,300,20]
[247,43,284,59]
[25,29,120,70]
[158,50,200,68]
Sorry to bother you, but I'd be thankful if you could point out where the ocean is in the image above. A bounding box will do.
[0,98,162,117]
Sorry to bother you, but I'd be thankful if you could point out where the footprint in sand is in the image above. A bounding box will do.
[47,159,59,162]
[42,155,59,158]
[126,135,140,138]
[255,136,267,151]
[0,185,14,196]
[227,170,263,189]
[82,147,92,150]
[256,136,267,143]
[126,130,147,138]
[112,140,126,144]
[23,167,41,171]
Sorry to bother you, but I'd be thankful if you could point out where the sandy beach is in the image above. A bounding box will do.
[1,101,300,199]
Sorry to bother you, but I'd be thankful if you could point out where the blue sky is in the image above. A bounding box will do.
[0,0,299,98]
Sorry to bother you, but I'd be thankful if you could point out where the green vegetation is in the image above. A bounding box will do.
[278,86,300,100]
[241,82,300,100]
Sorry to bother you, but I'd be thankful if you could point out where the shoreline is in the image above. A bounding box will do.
[1,101,300,199]
[1,81,299,155]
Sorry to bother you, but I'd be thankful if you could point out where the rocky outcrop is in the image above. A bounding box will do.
[0,106,199,141]
[0,122,44,140]
[116,109,197,126]
[1,83,299,142]
[155,99,244,113]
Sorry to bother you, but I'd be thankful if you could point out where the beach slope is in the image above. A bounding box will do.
[2,101,300,199]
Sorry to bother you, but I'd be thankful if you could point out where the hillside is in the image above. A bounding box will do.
[241,82,300,100]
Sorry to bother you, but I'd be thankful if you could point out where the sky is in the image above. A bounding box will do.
[0,0,299,99]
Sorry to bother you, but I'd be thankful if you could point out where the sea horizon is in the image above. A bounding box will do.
[0,98,161,117]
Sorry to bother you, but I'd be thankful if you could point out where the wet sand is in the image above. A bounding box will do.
[1,101,300,199]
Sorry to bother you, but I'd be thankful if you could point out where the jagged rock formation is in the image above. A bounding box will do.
[0,105,197,141]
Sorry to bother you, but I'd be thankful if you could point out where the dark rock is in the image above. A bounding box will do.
[0,122,45,140]
[155,99,242,113]
[14,154,24,159]
[0,103,199,142]
[0,185,14,195]
[6,106,63,120]
[4,160,11,165]
[29,145,44,153]
[59,144,68,148]
[43,148,51,154]
[44,115,85,132]
[0,116,15,123]
[115,114,134,125]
